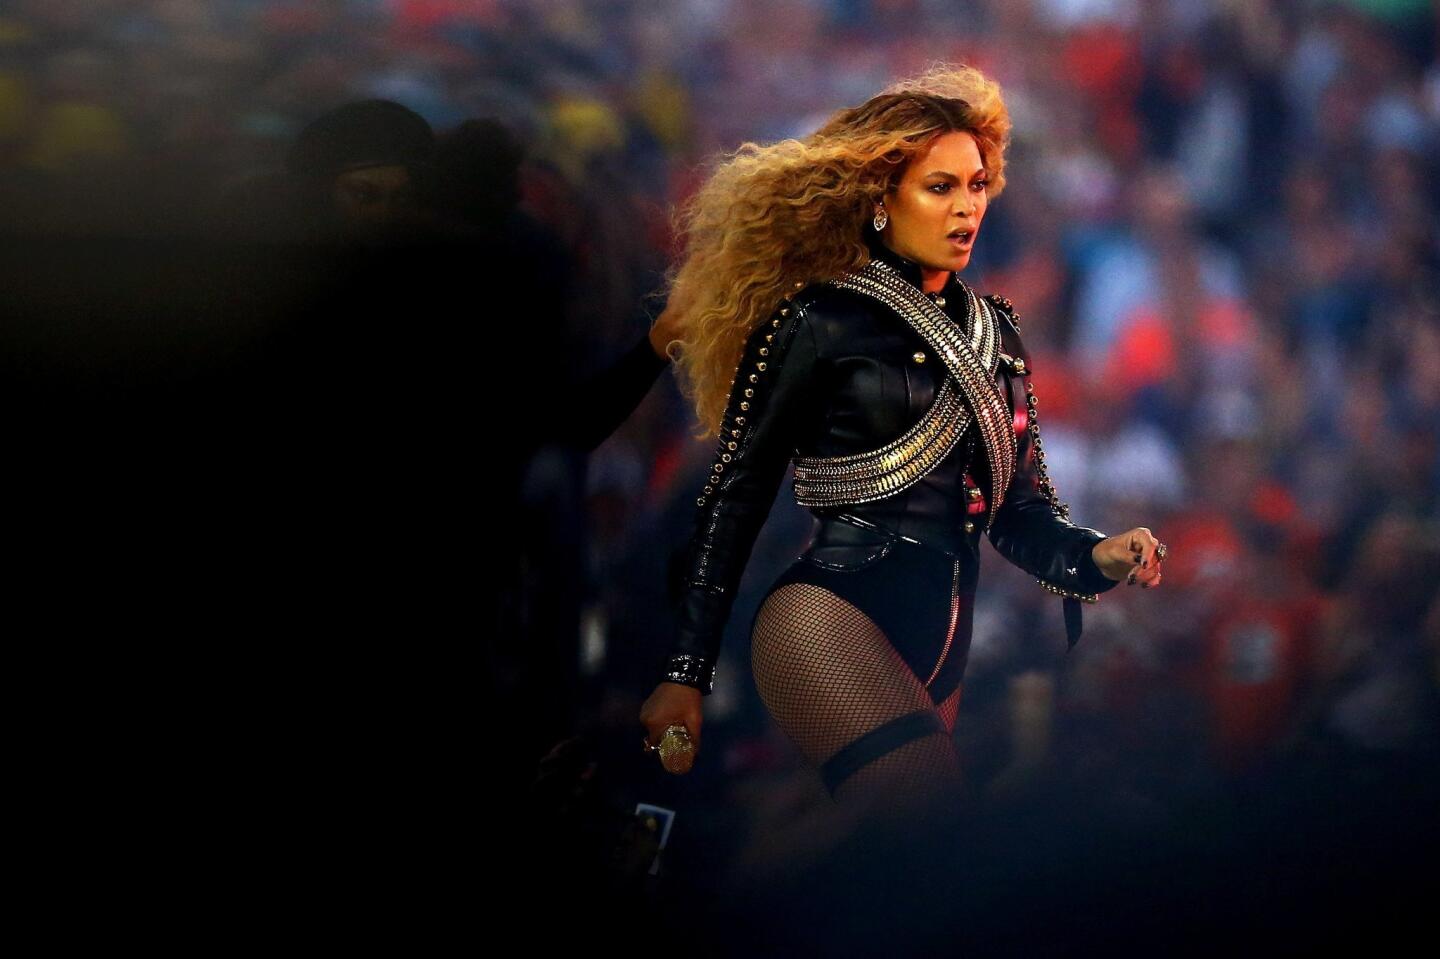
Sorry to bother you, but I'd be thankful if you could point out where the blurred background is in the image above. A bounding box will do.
[3,0,1436,952]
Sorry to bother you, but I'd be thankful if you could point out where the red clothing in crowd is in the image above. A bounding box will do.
[1201,590,1329,773]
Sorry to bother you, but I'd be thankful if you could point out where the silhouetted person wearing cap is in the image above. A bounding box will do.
[284,99,438,244]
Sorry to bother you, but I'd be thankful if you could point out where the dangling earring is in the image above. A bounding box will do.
[872,204,888,232]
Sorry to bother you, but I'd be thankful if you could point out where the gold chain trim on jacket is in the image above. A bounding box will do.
[1023,377,1072,521]
[1023,369,1097,602]
[993,295,1098,604]
[792,376,968,506]
[824,261,1016,527]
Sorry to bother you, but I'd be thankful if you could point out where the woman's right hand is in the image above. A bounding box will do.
[640,681,704,757]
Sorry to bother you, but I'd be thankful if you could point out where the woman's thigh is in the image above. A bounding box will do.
[750,573,964,807]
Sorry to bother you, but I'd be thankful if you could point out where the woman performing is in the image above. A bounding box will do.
[640,63,1167,821]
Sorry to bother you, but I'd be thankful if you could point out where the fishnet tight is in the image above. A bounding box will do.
[752,581,965,816]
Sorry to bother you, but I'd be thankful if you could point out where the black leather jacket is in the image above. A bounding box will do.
[663,234,1120,695]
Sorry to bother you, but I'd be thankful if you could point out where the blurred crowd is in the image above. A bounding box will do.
[2,0,1437,950]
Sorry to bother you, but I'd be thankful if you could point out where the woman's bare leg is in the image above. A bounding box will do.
[750,581,965,826]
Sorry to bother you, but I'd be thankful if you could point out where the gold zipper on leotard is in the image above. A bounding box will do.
[924,557,963,688]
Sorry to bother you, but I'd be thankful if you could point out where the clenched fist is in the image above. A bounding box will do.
[1092,527,1166,589]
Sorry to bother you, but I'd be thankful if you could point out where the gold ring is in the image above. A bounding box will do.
[1156,542,1168,560]
[655,723,696,774]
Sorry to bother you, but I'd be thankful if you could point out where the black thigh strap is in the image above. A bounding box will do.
[820,708,947,796]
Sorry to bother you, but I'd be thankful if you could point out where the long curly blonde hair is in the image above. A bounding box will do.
[660,62,1012,440]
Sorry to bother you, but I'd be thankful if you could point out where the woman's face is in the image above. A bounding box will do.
[878,129,989,278]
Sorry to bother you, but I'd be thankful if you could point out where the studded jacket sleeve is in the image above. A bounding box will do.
[983,296,1119,646]
[661,299,826,695]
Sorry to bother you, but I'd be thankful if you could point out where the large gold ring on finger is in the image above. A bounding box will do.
[657,723,696,775]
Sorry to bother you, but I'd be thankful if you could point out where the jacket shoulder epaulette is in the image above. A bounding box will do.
[789,281,877,349]
[983,293,1021,333]
[983,292,1029,370]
